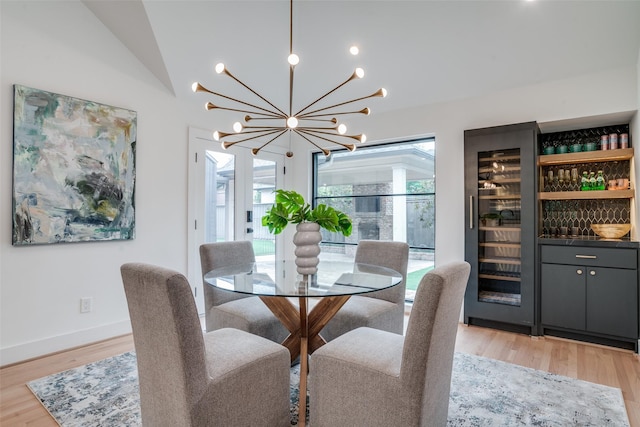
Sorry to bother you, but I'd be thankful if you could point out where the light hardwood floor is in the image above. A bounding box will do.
[1,325,639,426]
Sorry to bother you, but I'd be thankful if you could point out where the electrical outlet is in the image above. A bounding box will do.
[80,297,93,313]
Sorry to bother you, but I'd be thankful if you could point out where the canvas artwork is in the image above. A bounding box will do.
[12,85,137,245]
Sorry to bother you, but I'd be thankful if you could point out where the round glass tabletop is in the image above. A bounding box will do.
[204,259,402,297]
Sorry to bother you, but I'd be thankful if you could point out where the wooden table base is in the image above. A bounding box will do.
[259,294,350,427]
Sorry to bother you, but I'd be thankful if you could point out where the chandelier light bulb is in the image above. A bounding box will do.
[355,68,364,78]
[213,131,221,141]
[288,53,300,66]
[233,121,243,132]
[287,117,299,128]
[349,46,359,56]
[191,82,199,92]
[338,124,347,134]
[381,88,388,97]
[215,63,225,74]
[360,134,367,143]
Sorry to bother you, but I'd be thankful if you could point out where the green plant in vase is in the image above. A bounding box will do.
[262,189,352,274]
[261,189,352,236]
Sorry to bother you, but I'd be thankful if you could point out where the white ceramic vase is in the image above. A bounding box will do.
[293,222,322,275]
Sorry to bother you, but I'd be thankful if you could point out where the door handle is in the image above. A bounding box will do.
[589,270,596,276]
[469,195,474,229]
[575,254,597,259]
[576,269,583,275]
[246,227,254,234]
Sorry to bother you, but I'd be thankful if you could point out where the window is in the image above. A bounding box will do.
[312,138,435,302]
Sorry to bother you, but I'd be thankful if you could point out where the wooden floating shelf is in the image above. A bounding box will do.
[538,148,633,166]
[538,189,634,200]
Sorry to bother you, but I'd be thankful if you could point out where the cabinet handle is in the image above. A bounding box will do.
[469,195,474,229]
[576,269,583,275]
[590,270,596,276]
[575,255,597,259]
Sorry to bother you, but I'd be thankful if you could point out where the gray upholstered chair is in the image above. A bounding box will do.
[200,241,288,343]
[121,262,291,427]
[310,261,471,427]
[320,240,409,342]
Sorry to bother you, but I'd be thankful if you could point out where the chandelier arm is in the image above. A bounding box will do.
[251,130,289,155]
[293,130,331,156]
[195,83,285,118]
[220,128,285,139]
[290,0,294,55]
[298,107,369,119]
[289,0,295,117]
[297,89,384,118]
[221,68,288,117]
[300,128,364,142]
[206,102,282,118]
[294,72,359,116]
[222,129,284,148]
[290,66,295,118]
[241,125,288,130]
[296,118,337,123]
[246,115,292,121]
[297,125,339,131]
[298,129,356,152]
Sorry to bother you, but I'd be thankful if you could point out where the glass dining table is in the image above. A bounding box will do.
[204,259,402,427]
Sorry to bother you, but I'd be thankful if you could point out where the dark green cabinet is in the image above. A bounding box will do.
[540,244,639,350]
[464,122,539,334]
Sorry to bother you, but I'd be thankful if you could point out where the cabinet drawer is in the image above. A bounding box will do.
[540,245,637,269]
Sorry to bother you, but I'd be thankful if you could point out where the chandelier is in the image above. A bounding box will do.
[192,0,386,157]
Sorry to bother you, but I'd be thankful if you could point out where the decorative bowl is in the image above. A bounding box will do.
[569,143,582,153]
[556,145,568,154]
[543,146,555,155]
[584,142,597,151]
[590,223,631,239]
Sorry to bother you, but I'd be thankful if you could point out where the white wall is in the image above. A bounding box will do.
[1,1,190,365]
[1,1,638,365]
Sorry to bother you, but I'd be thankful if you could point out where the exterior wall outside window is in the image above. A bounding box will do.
[312,138,436,301]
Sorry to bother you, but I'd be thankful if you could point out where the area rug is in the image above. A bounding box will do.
[28,351,629,426]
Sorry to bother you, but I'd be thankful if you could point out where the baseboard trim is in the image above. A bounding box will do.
[0,320,132,367]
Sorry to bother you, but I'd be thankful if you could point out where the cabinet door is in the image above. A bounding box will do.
[541,263,585,330]
[587,267,638,338]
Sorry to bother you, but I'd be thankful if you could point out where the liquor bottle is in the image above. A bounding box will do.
[581,171,589,191]
[589,171,596,190]
[596,170,605,190]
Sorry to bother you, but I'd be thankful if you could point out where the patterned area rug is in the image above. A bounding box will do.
[28,351,629,426]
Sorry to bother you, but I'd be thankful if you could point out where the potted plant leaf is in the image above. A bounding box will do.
[262,189,352,274]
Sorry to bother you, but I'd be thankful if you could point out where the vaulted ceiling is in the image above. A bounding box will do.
[83,0,640,139]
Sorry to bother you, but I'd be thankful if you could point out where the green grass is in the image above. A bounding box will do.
[406,266,435,291]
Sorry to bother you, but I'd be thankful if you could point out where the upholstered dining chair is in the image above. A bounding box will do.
[320,240,409,342]
[310,261,471,427]
[121,263,291,427]
[200,241,288,343]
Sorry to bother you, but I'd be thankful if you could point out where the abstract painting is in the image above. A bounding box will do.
[12,85,137,245]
